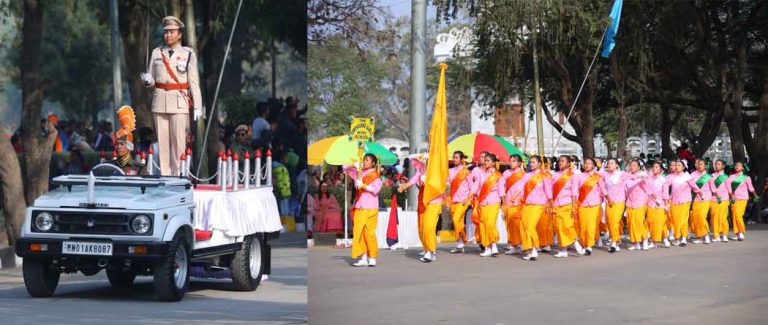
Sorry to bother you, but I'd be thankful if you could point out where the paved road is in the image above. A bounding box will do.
[0,234,307,325]
[309,225,768,325]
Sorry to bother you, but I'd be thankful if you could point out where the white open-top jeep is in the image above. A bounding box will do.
[15,164,282,301]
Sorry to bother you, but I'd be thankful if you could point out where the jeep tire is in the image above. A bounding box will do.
[23,258,60,298]
[231,235,263,291]
[153,231,190,301]
[107,268,136,288]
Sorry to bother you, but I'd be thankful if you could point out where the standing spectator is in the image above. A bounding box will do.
[272,150,293,230]
[92,121,114,152]
[250,101,271,148]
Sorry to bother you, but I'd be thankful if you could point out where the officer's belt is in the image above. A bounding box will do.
[155,82,189,90]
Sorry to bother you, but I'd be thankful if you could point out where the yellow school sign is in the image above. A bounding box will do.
[349,116,375,143]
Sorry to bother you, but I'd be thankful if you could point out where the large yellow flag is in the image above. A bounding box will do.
[423,63,449,207]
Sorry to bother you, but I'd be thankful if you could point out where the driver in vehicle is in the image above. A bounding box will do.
[107,106,149,176]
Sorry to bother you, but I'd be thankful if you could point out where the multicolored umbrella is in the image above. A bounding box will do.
[308,136,398,166]
[448,132,527,163]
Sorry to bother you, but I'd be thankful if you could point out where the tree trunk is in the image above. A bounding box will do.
[577,105,595,158]
[119,1,153,130]
[0,134,27,245]
[724,21,748,164]
[617,103,628,160]
[744,67,768,222]
[21,0,56,206]
[660,103,680,160]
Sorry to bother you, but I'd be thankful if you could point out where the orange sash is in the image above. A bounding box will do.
[351,169,381,215]
[552,170,575,199]
[450,168,471,199]
[578,173,601,206]
[478,171,502,204]
[521,172,547,204]
[505,169,525,191]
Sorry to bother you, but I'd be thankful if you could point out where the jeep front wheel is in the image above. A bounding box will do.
[153,231,190,301]
[231,235,263,291]
[22,259,60,298]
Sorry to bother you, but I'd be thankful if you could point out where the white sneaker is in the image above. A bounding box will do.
[712,236,721,243]
[504,246,518,255]
[704,235,711,244]
[491,244,499,256]
[522,249,539,261]
[692,239,702,244]
[609,243,620,253]
[457,242,465,249]
[368,258,377,267]
[672,239,680,246]
[450,247,465,254]
[647,242,656,249]
[738,233,745,241]
[479,248,492,257]
[585,247,593,256]
[642,241,651,250]
[420,252,433,263]
[575,247,586,255]
[597,238,604,248]
[628,244,639,251]
[722,235,729,243]
[418,250,426,256]
[353,258,369,267]
[668,231,674,241]
[663,238,671,247]
[540,245,552,253]
[554,249,568,258]
[680,237,687,246]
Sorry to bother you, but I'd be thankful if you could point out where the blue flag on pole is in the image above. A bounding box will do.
[601,0,623,58]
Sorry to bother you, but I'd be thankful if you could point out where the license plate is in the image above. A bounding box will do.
[62,241,113,256]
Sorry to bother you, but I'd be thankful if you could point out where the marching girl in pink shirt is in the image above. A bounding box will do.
[398,154,444,262]
[726,161,757,241]
[624,159,650,251]
[470,153,506,257]
[689,159,714,244]
[448,151,473,254]
[601,158,630,253]
[663,160,701,246]
[573,158,606,255]
[709,160,731,242]
[508,155,553,261]
[343,154,383,267]
[501,154,526,255]
[645,161,670,248]
[551,155,585,257]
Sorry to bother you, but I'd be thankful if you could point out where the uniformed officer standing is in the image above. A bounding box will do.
[141,16,202,176]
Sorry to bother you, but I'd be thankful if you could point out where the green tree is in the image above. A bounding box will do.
[307,35,383,141]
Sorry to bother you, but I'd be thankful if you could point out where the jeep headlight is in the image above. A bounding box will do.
[35,212,54,232]
[131,215,152,234]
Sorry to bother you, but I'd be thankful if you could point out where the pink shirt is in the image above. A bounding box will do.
[503,167,526,202]
[509,170,553,206]
[664,172,699,204]
[625,171,648,209]
[710,171,730,202]
[471,168,505,205]
[644,174,667,209]
[448,165,473,203]
[343,165,382,209]
[601,170,629,203]
[726,172,755,200]
[407,158,443,204]
[551,170,577,207]
[572,171,606,207]
[689,170,714,202]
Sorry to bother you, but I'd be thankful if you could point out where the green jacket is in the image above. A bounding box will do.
[272,162,291,198]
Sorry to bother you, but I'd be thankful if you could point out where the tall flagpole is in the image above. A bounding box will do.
[409,0,427,211]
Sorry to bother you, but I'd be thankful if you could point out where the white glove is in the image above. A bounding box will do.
[355,180,363,188]
[140,73,153,86]
[193,108,202,121]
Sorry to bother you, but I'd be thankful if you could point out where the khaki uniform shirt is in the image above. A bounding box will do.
[145,44,203,114]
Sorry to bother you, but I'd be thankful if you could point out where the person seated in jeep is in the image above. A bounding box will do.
[105,106,148,176]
